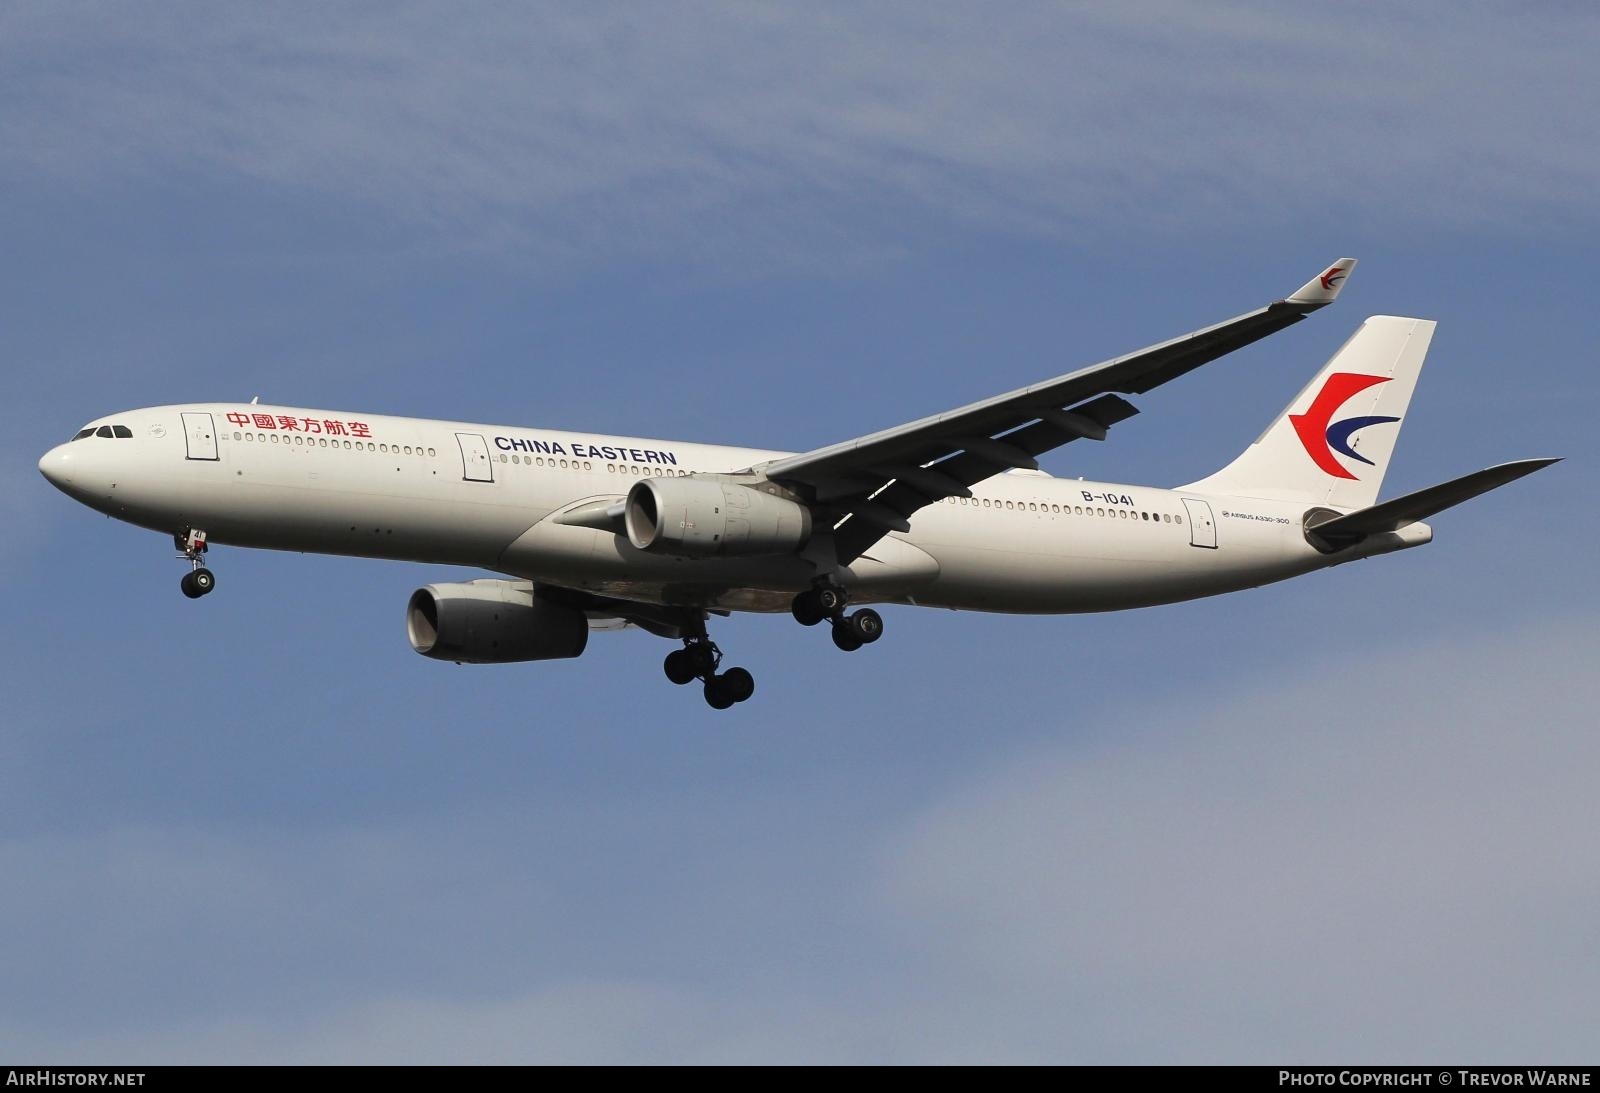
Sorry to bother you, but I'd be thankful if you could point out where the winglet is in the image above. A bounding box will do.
[1286,258,1357,308]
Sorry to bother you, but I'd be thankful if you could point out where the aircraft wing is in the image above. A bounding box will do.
[756,258,1357,563]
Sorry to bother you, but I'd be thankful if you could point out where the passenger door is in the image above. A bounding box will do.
[181,412,219,461]
[1181,497,1217,549]
[456,432,494,482]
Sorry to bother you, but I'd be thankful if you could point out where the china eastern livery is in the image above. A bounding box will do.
[38,259,1557,709]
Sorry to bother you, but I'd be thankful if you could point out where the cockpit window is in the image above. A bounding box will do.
[72,428,95,441]
[96,426,115,438]
[112,425,133,438]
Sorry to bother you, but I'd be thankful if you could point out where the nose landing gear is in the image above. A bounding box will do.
[792,582,882,652]
[662,629,756,710]
[175,529,216,599]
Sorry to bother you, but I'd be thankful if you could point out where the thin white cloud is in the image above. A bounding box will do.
[3,615,1595,1062]
[878,615,1600,1061]
[3,3,1597,264]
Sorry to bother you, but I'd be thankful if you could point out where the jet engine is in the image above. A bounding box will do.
[624,477,812,558]
[406,580,588,663]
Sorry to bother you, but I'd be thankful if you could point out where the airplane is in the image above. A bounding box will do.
[37,258,1557,709]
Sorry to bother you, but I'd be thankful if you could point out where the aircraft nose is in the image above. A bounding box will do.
[38,444,74,490]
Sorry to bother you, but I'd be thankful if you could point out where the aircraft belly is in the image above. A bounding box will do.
[496,513,941,611]
[497,515,814,609]
[841,534,941,596]
[909,515,1314,613]
[112,456,529,566]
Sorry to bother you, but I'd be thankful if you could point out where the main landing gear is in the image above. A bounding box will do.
[790,583,882,652]
[175,529,217,599]
[662,629,756,710]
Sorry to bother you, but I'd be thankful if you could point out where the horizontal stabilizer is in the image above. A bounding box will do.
[1307,458,1559,545]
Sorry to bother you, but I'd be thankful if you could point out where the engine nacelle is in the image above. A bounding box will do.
[407,580,588,664]
[624,477,812,558]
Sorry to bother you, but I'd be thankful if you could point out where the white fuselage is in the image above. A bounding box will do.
[38,403,1431,615]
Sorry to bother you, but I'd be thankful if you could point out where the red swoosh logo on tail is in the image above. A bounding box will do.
[1290,372,1389,479]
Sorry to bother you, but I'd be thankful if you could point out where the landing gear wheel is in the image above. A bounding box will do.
[686,642,718,676]
[847,607,882,644]
[669,625,747,707]
[831,620,864,652]
[721,667,755,703]
[176,529,214,598]
[816,587,846,614]
[663,648,697,685]
[704,675,738,710]
[790,591,826,627]
[181,569,215,599]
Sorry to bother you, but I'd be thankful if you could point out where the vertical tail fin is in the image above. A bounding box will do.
[1181,315,1435,509]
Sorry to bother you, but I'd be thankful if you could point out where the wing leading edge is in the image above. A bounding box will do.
[757,258,1357,563]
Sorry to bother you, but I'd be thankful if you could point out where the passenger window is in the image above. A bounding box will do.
[1175,515,1183,524]
[427,448,436,457]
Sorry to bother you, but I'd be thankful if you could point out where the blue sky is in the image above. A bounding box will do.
[2,2,1595,1062]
